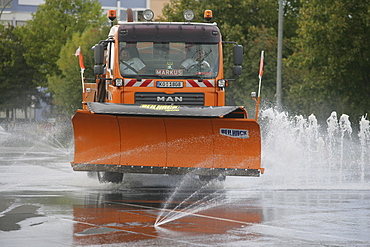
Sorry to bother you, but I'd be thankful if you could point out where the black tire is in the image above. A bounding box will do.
[97,172,124,184]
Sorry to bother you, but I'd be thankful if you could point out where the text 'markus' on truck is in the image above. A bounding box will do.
[71,9,264,183]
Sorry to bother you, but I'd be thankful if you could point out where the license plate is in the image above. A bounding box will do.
[156,81,183,88]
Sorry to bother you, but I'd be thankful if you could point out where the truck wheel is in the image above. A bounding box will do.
[97,172,123,184]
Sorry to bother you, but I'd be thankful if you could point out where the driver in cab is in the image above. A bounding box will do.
[180,48,210,71]
[119,48,145,74]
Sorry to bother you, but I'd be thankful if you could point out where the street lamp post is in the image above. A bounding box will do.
[276,0,283,109]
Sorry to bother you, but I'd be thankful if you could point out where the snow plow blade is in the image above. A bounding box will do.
[71,103,263,177]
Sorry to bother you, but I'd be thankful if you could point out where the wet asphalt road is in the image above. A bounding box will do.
[1,145,370,246]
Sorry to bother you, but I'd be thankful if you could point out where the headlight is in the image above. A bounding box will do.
[115,78,123,87]
[183,10,194,22]
[218,79,226,88]
[143,9,154,21]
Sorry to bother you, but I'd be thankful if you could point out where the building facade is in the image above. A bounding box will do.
[0,0,169,26]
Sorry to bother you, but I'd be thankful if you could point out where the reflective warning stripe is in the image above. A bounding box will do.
[140,80,154,87]
[186,80,199,87]
[202,80,214,87]
[125,79,136,87]
[124,79,213,87]
[124,79,154,87]
[186,80,214,87]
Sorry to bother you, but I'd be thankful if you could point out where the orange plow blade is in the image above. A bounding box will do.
[71,103,263,177]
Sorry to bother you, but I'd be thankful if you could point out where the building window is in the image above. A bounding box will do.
[0,0,12,9]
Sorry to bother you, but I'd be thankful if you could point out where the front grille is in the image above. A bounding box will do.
[135,92,204,105]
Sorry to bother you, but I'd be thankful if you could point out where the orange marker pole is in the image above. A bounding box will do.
[74,46,85,97]
[255,50,264,121]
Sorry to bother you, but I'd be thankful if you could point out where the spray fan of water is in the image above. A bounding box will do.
[256,108,370,190]
[154,108,370,227]
[154,175,225,227]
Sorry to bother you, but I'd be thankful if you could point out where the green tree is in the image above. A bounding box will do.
[286,0,370,120]
[19,0,104,84]
[14,0,106,115]
[161,0,300,111]
[48,26,110,115]
[0,24,38,118]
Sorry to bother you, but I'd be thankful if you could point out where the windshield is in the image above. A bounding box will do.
[119,42,219,79]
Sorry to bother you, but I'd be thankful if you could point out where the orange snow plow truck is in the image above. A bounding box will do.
[71,9,264,183]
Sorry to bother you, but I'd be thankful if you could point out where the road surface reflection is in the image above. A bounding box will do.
[1,144,369,246]
[73,187,261,246]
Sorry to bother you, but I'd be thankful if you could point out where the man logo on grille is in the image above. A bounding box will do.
[157,96,183,102]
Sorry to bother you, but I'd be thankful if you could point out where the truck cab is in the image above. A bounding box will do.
[86,9,243,109]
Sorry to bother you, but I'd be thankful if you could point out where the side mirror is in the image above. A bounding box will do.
[232,65,242,76]
[94,44,105,75]
[94,65,104,75]
[94,44,105,65]
[233,45,243,65]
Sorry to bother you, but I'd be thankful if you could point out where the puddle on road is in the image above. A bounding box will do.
[0,204,43,231]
